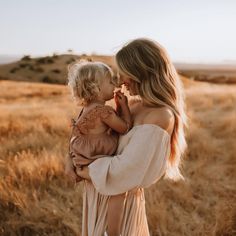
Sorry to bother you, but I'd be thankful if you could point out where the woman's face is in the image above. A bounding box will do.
[119,72,138,96]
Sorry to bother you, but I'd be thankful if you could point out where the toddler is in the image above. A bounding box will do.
[65,60,132,236]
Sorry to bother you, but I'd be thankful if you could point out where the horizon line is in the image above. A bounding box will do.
[1,53,236,65]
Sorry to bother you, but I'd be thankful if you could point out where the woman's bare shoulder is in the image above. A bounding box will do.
[144,107,175,134]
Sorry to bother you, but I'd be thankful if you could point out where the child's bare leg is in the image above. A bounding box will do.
[65,154,78,182]
[72,157,84,183]
[107,193,126,236]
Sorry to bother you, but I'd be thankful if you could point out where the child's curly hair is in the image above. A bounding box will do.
[68,60,115,105]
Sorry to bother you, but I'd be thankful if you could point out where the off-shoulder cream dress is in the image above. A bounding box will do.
[81,124,171,236]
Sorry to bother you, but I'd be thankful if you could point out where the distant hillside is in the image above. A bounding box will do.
[1,54,236,84]
[0,54,115,85]
[175,63,236,83]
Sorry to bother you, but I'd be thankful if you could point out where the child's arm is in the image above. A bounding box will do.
[115,91,132,130]
[101,93,132,134]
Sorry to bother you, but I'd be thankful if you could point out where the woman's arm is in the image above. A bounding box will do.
[77,125,171,195]
[77,108,174,182]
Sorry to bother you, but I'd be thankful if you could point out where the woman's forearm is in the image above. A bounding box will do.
[85,127,170,195]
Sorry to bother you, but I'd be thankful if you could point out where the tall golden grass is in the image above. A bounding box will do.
[0,78,235,236]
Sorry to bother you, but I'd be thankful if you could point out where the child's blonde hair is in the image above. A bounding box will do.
[68,60,114,105]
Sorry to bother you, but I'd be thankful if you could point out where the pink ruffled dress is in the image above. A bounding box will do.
[69,105,119,170]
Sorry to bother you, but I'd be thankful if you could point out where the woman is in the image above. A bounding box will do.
[70,38,187,236]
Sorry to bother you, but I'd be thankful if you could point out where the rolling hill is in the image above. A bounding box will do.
[1,54,236,85]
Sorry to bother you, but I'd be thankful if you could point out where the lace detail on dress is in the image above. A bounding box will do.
[75,105,115,133]
[99,105,116,120]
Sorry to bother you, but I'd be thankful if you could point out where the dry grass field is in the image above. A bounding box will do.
[0,77,236,236]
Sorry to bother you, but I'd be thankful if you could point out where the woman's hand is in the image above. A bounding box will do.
[76,166,91,180]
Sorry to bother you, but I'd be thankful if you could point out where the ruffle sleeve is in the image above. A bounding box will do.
[88,125,171,195]
[99,105,116,119]
[77,105,116,133]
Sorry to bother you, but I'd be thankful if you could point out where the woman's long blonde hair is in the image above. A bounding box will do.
[115,38,187,181]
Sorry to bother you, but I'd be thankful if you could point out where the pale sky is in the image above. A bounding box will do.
[1,0,236,63]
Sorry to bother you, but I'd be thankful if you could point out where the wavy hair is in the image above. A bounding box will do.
[116,38,188,181]
[68,60,114,105]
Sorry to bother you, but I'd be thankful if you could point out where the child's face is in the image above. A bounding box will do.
[99,75,115,101]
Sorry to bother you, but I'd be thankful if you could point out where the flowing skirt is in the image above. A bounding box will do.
[81,180,150,236]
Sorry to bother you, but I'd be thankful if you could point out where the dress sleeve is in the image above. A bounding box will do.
[99,105,116,120]
[88,125,171,195]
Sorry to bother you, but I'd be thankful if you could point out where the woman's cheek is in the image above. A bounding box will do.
[129,82,134,93]
[130,84,138,95]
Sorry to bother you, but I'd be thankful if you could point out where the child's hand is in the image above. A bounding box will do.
[114,93,122,114]
[114,90,121,107]
[115,91,128,107]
